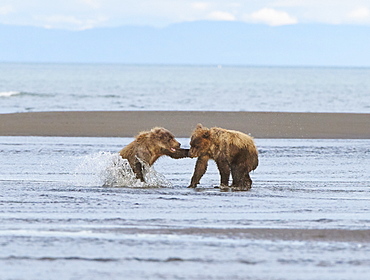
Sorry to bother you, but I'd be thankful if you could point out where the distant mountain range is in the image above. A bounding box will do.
[1,21,369,66]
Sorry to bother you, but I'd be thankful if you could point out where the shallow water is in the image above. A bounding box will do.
[1,137,370,279]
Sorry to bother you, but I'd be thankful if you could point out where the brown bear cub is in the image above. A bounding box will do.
[188,124,258,191]
[119,127,189,182]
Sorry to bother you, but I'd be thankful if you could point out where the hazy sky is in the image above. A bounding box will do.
[1,0,370,30]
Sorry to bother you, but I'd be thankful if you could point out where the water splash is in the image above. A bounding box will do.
[74,152,171,188]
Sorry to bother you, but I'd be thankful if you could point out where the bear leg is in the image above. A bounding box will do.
[165,148,190,159]
[132,160,145,182]
[231,164,252,191]
[216,158,230,187]
[188,156,209,188]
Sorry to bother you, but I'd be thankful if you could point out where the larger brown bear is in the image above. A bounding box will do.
[188,124,258,191]
[119,127,189,182]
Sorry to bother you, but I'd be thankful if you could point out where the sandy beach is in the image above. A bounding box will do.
[1,111,369,138]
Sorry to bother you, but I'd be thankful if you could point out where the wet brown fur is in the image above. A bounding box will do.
[119,127,189,182]
[188,124,258,190]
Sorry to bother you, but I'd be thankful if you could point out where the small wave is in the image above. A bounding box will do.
[74,152,171,188]
[0,91,21,97]
[0,256,245,264]
[0,91,54,98]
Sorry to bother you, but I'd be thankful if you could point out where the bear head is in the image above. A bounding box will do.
[189,124,212,158]
[149,127,181,153]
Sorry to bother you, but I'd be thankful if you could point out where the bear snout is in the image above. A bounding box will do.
[169,141,181,152]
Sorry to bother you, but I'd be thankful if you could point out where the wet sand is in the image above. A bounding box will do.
[93,227,370,243]
[1,111,370,138]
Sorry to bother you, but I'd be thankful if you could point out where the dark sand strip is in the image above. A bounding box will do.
[0,111,369,138]
[97,227,370,243]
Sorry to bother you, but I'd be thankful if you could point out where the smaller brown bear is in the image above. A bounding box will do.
[119,127,189,182]
[188,124,258,191]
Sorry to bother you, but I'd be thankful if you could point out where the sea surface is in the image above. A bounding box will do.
[1,136,370,280]
[0,63,370,113]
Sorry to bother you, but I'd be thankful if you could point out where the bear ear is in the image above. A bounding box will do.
[195,123,210,138]
[150,127,173,140]
[149,127,163,140]
[196,123,203,129]
[151,127,163,134]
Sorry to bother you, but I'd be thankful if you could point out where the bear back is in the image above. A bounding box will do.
[211,127,258,170]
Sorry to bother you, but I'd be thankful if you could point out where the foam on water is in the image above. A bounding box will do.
[0,91,21,97]
[74,152,171,188]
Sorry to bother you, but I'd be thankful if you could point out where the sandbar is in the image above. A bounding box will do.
[103,227,370,243]
[0,111,369,138]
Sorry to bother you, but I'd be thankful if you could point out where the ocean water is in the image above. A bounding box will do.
[0,63,370,113]
[1,136,370,280]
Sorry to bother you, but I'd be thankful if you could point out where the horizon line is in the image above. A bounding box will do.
[1,61,370,69]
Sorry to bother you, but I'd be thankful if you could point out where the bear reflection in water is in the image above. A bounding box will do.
[119,127,189,182]
[188,124,258,191]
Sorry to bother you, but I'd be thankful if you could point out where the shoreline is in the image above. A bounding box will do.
[1,111,369,139]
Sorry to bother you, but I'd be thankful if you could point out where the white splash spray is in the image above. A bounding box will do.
[74,152,171,188]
